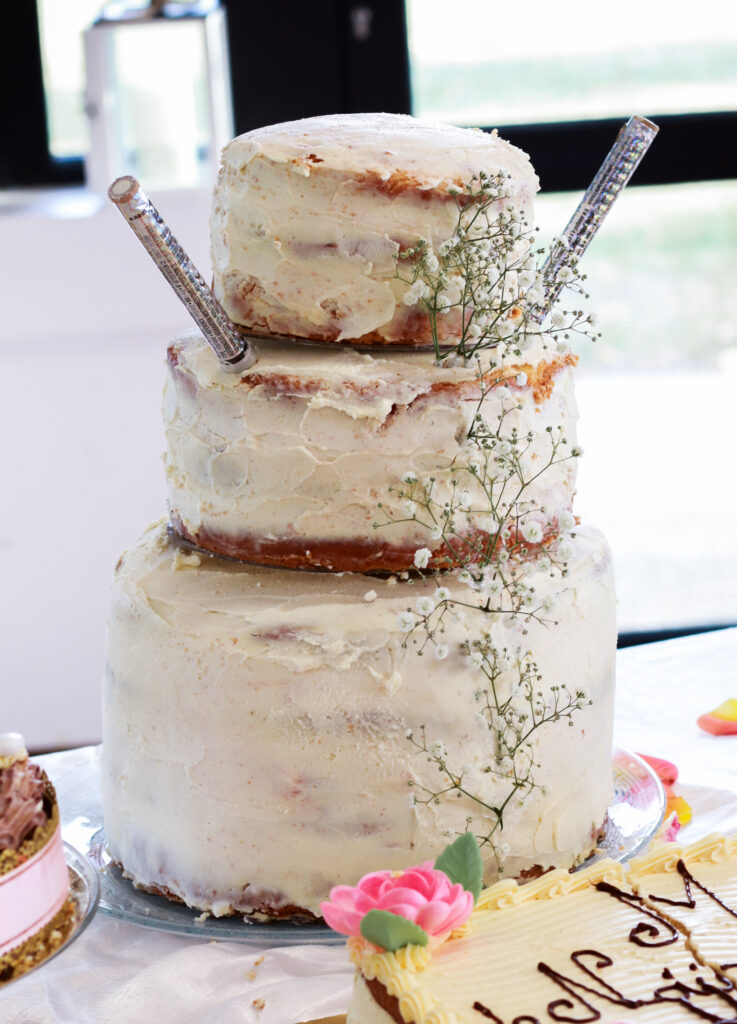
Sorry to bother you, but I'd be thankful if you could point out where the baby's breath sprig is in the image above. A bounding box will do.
[387,403,587,863]
[406,645,590,869]
[383,170,600,869]
[375,369,583,601]
[396,172,600,362]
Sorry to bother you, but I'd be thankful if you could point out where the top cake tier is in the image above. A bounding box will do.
[211,113,539,346]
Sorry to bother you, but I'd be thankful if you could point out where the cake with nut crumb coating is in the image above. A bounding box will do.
[0,733,74,986]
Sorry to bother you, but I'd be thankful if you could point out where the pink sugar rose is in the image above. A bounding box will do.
[321,861,474,941]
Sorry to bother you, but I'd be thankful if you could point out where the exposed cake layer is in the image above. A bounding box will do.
[102,520,615,919]
[211,113,538,345]
[164,332,578,571]
[348,844,737,1024]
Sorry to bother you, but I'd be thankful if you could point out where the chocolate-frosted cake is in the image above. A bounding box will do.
[0,733,74,985]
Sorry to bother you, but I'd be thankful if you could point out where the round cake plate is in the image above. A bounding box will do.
[2,843,100,989]
[58,746,664,948]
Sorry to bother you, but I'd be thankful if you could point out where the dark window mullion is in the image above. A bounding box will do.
[2,3,82,187]
[494,112,737,193]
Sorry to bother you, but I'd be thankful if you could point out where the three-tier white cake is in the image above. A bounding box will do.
[102,113,617,920]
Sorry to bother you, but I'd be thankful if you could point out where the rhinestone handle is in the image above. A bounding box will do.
[108,176,257,371]
[531,115,659,323]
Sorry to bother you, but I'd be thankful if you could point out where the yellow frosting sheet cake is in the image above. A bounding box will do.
[346,834,737,1024]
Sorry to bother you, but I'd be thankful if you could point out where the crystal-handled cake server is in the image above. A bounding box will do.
[108,176,257,371]
[530,114,659,324]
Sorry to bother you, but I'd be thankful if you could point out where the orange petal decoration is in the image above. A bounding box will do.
[697,698,737,736]
[666,794,692,826]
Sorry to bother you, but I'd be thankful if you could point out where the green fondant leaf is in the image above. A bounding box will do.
[360,910,429,952]
[434,832,483,903]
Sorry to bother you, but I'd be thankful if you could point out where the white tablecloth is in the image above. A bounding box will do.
[5,628,737,1023]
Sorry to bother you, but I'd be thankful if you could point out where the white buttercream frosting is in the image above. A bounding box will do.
[164,331,578,568]
[102,520,615,917]
[211,113,539,343]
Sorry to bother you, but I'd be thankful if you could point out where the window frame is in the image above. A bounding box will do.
[5,1,736,190]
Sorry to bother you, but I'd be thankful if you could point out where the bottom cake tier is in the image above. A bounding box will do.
[102,520,616,919]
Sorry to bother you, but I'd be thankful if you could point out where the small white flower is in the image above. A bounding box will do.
[496,319,515,339]
[551,308,566,329]
[557,266,574,283]
[495,386,511,403]
[398,611,416,632]
[520,519,544,543]
[481,576,502,597]
[557,540,575,563]
[515,372,528,387]
[424,252,439,273]
[430,524,443,540]
[414,548,432,569]
[587,312,599,329]
[467,651,485,669]
[430,739,447,759]
[401,470,418,484]
[458,568,476,588]
[435,587,452,602]
[402,499,417,516]
[457,489,472,511]
[434,644,449,661]
[571,446,584,458]
[558,510,576,531]
[403,280,432,307]
[416,596,436,616]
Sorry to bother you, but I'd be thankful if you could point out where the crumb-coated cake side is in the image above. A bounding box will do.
[102,520,615,919]
[164,331,579,571]
[211,113,538,345]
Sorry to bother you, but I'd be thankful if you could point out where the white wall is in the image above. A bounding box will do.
[1,188,211,749]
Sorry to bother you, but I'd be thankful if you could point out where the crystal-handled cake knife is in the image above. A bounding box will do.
[531,114,659,323]
[108,176,257,371]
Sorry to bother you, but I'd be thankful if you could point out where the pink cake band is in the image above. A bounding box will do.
[0,825,69,957]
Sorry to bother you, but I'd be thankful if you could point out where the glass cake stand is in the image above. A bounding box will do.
[57,746,664,948]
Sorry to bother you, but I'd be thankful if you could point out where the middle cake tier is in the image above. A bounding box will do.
[165,331,579,571]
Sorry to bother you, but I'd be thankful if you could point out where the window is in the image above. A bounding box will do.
[407,0,737,633]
